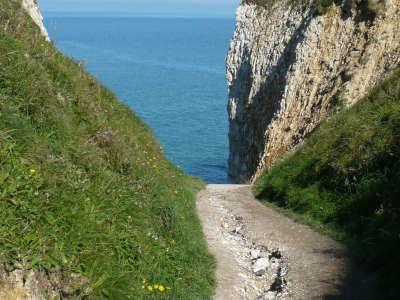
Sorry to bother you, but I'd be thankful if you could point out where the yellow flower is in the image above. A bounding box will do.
[147,285,153,292]
[29,168,36,174]
[158,285,165,292]
[153,284,159,289]
[141,285,145,289]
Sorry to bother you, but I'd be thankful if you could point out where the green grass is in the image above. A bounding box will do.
[0,1,214,298]
[254,67,400,298]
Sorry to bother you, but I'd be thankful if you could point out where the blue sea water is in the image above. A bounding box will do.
[44,15,235,183]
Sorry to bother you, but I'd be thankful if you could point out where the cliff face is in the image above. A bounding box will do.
[22,0,49,41]
[226,0,400,183]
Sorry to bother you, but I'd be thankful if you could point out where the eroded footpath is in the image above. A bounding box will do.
[197,184,380,299]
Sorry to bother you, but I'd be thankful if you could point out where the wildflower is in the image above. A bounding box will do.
[141,285,145,289]
[147,285,153,292]
[153,284,159,289]
[158,285,165,292]
[29,168,37,175]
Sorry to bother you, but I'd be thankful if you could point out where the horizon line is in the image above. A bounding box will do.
[42,11,237,19]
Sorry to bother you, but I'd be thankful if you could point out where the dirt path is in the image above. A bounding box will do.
[197,184,381,300]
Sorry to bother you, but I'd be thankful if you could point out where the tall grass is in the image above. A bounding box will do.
[0,0,214,298]
[254,68,400,298]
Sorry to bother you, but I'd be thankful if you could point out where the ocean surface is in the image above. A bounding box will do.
[44,15,235,183]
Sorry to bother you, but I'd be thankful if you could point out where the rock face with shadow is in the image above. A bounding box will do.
[226,0,400,183]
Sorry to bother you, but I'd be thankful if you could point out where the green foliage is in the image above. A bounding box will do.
[254,68,400,298]
[0,0,214,298]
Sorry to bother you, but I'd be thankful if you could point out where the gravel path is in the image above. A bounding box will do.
[196,184,381,300]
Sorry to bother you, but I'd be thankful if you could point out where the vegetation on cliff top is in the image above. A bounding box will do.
[254,67,400,298]
[244,0,336,11]
[244,0,381,15]
[0,0,214,298]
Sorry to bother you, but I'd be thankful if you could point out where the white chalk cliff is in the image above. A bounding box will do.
[227,0,400,183]
[22,0,50,41]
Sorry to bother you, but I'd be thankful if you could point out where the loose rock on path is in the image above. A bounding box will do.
[196,184,381,299]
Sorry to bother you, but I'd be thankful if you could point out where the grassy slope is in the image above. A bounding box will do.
[0,1,214,298]
[254,68,400,298]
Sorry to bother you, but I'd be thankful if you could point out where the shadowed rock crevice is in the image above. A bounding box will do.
[228,11,314,182]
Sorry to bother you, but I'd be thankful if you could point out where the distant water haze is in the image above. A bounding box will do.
[41,0,239,18]
[44,13,235,183]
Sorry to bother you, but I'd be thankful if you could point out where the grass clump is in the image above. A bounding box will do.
[254,67,400,298]
[0,0,214,298]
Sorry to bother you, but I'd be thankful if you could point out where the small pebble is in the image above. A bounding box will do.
[250,249,261,259]
[253,257,269,276]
